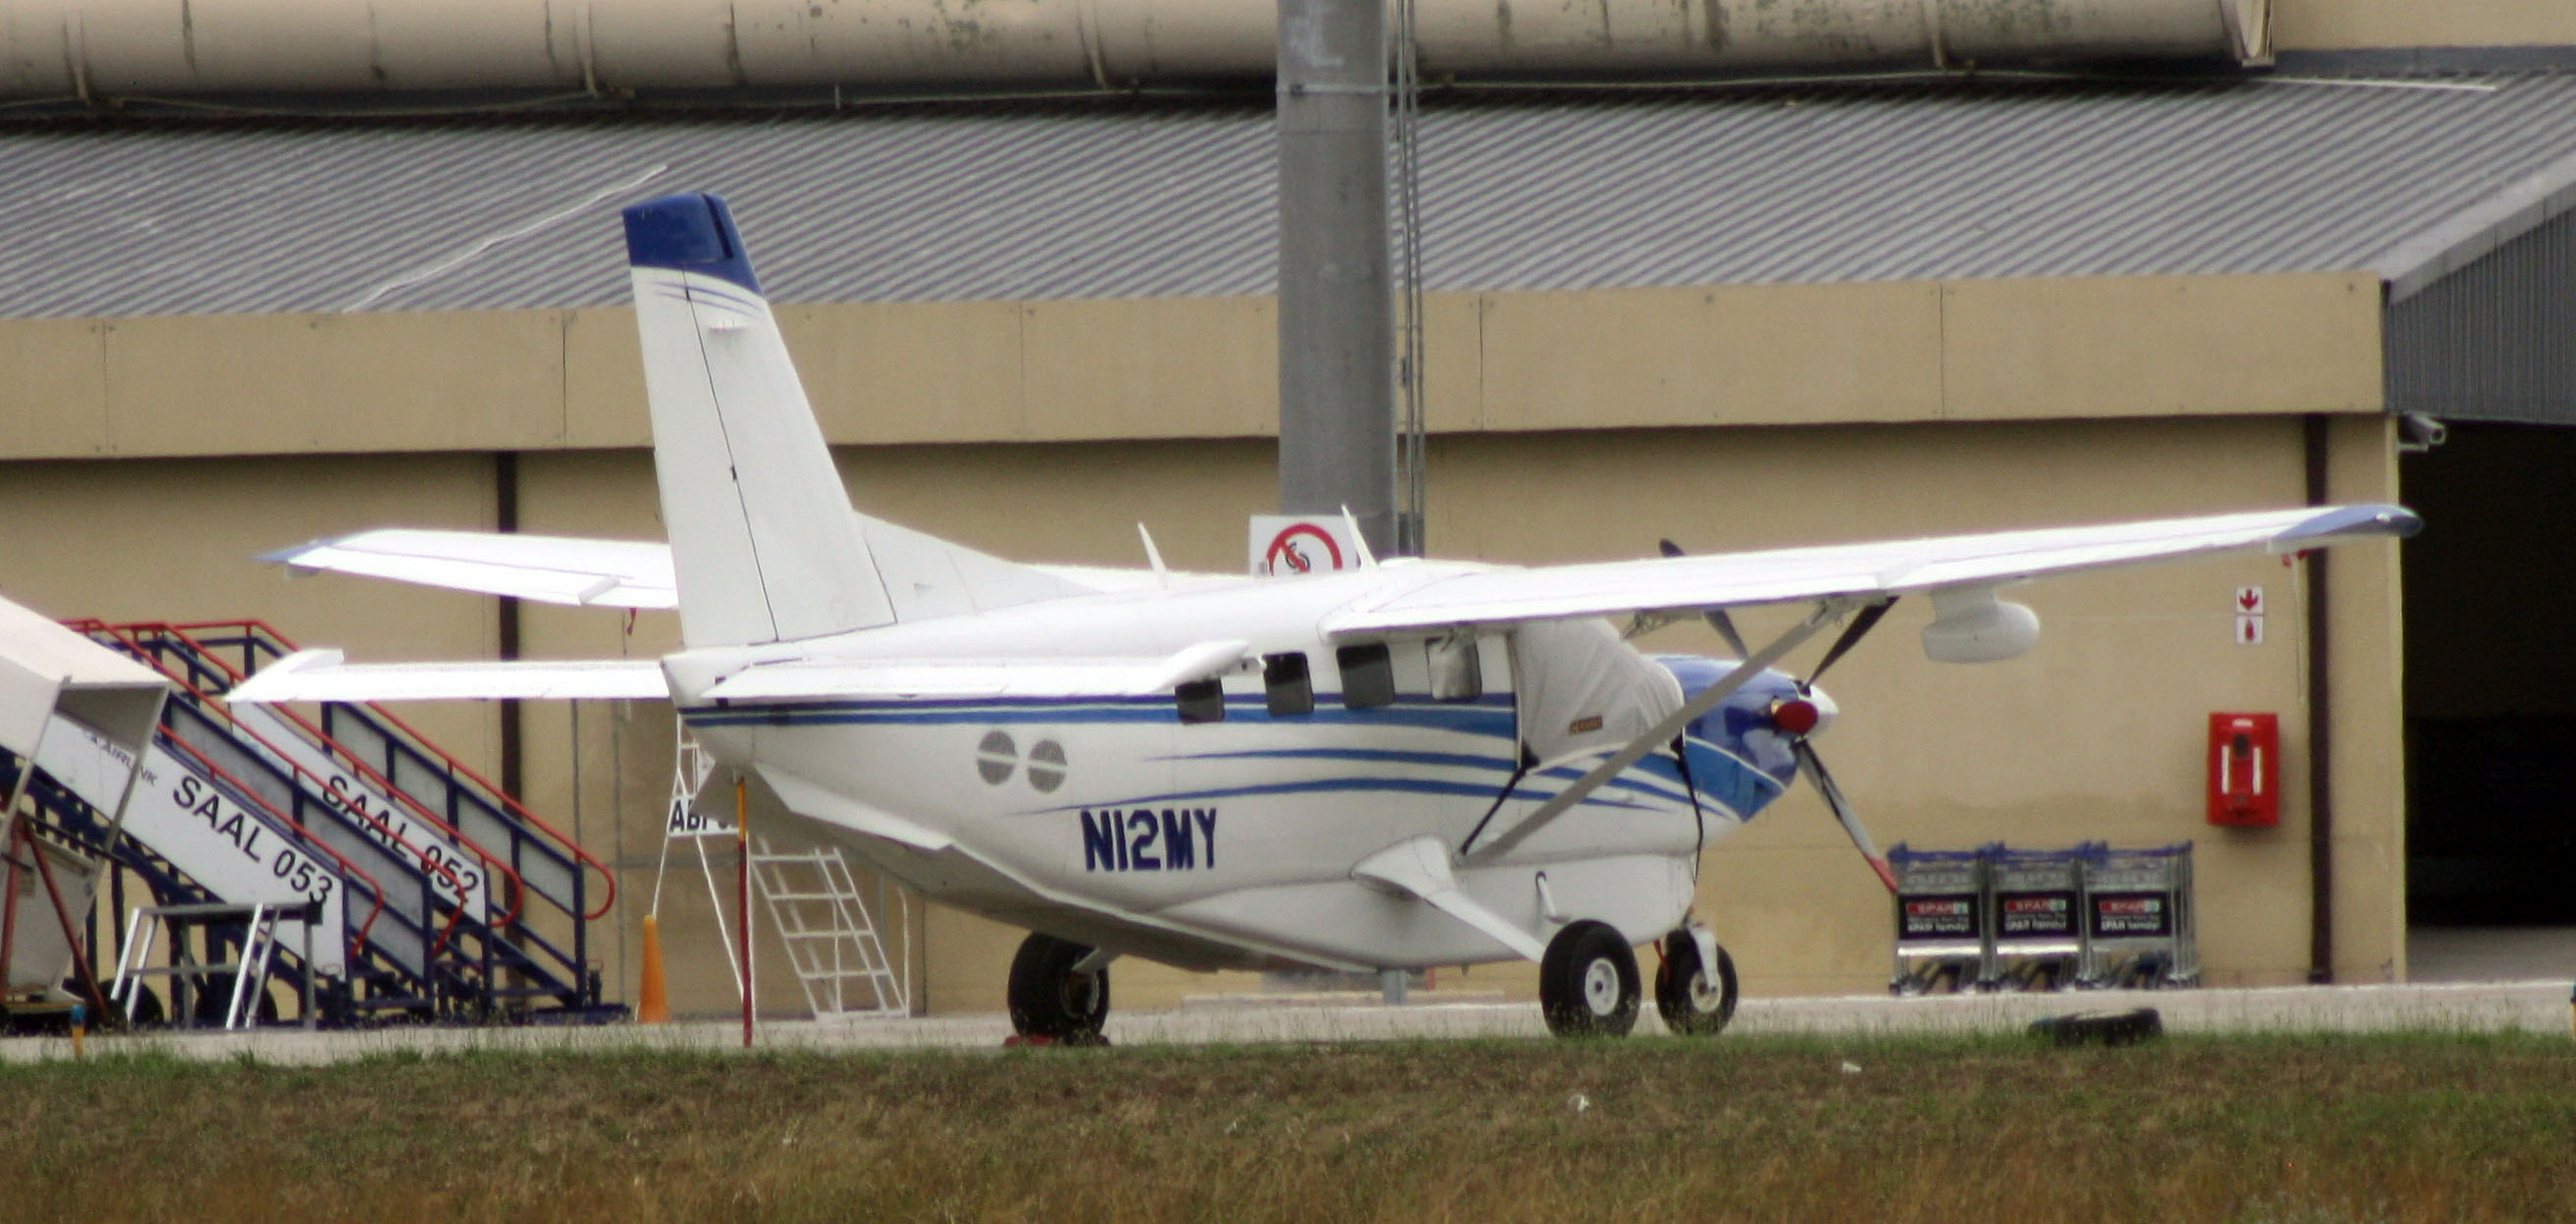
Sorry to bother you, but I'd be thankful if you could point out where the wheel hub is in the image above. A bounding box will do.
[1582,957,1621,1015]
[1685,967,1721,1012]
[1060,972,1099,1018]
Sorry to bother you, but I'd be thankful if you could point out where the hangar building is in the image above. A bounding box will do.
[1,0,2572,1015]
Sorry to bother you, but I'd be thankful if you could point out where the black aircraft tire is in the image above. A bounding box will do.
[190,975,282,1028]
[1006,932,1110,1041]
[123,984,166,1028]
[1538,920,1642,1039]
[2029,1007,2164,1047]
[1653,931,1739,1037]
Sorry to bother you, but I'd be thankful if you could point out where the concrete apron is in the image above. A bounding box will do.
[6,979,2571,1066]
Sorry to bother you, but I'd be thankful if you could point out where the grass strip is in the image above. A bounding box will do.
[4,1030,2571,1223]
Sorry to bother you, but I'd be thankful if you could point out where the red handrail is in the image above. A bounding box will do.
[157,618,619,921]
[150,732,405,971]
[72,622,499,949]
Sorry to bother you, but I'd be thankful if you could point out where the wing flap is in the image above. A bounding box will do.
[1326,505,2420,637]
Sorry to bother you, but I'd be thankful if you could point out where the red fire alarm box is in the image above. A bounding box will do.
[2207,712,2280,826]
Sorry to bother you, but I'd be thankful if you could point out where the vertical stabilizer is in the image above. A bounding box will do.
[624,194,895,647]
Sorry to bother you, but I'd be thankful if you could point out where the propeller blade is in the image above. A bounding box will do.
[1793,739,1897,893]
[1804,596,1895,690]
[1656,539,1752,658]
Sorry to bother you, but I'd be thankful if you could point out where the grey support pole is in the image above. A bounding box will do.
[1276,0,1398,557]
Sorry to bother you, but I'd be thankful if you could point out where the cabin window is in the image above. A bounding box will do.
[1427,635,1482,703]
[1263,652,1314,716]
[1336,643,1396,709]
[1175,678,1226,724]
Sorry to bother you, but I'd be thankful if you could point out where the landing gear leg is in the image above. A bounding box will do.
[1538,920,1641,1039]
[1654,926,1739,1036]
[1006,932,1109,1044]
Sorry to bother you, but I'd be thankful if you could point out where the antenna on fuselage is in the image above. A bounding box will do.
[1341,506,1378,568]
[1137,522,1170,589]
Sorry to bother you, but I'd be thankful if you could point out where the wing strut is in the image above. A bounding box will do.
[1466,598,1855,864]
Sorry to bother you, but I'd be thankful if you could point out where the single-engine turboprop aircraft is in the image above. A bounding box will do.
[234,194,2421,1040]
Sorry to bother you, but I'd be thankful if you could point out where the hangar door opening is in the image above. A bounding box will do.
[2401,422,2576,926]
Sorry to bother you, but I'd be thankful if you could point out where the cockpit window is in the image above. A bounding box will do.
[1175,678,1226,724]
[1263,651,1314,716]
[1336,643,1395,708]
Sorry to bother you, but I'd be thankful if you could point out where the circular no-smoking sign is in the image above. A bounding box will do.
[1264,523,1345,575]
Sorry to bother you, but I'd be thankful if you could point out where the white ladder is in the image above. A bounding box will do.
[109,901,296,1031]
[749,837,910,1021]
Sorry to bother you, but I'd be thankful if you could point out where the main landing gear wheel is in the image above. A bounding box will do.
[1654,929,1739,1037]
[1538,920,1641,1039]
[1007,932,1110,1044]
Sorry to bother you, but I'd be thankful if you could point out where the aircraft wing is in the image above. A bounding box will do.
[264,529,678,609]
[1325,505,2419,637]
[226,650,669,703]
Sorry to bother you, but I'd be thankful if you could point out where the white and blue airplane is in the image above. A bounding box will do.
[236,193,2420,1040]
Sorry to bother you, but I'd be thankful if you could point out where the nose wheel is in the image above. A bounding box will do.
[1538,920,1642,1038]
[1007,932,1110,1044]
[1654,928,1739,1036]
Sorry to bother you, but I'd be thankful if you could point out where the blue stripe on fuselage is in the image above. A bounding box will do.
[682,694,1515,736]
[681,687,1794,821]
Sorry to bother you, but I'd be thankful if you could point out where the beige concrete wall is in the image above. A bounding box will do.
[0,272,2383,464]
[0,452,504,762]
[2275,0,2576,49]
[2322,412,2407,983]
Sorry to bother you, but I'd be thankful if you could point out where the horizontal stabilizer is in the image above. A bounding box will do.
[264,529,676,609]
[258,527,1190,615]
[226,650,668,703]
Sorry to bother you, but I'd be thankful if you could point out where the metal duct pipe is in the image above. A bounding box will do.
[2,0,2269,101]
[1276,0,1398,556]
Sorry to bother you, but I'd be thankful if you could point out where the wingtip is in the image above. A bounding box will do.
[2296,503,2424,542]
[255,539,329,575]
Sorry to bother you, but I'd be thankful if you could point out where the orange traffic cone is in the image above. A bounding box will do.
[637,914,671,1024]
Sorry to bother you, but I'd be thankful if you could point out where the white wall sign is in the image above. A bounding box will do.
[2233,585,2266,645]
[1249,515,1364,577]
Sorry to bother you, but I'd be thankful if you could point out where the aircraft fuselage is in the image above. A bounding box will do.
[669,562,1805,973]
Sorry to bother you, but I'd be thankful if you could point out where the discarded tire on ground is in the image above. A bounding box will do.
[2029,1007,2164,1047]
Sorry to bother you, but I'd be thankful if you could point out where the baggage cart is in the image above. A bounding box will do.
[1986,842,2100,991]
[1887,843,1988,994]
[2079,842,2196,988]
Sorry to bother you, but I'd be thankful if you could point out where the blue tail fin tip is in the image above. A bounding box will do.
[622,193,763,293]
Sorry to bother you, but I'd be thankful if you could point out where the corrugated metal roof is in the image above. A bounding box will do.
[4,72,2576,318]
